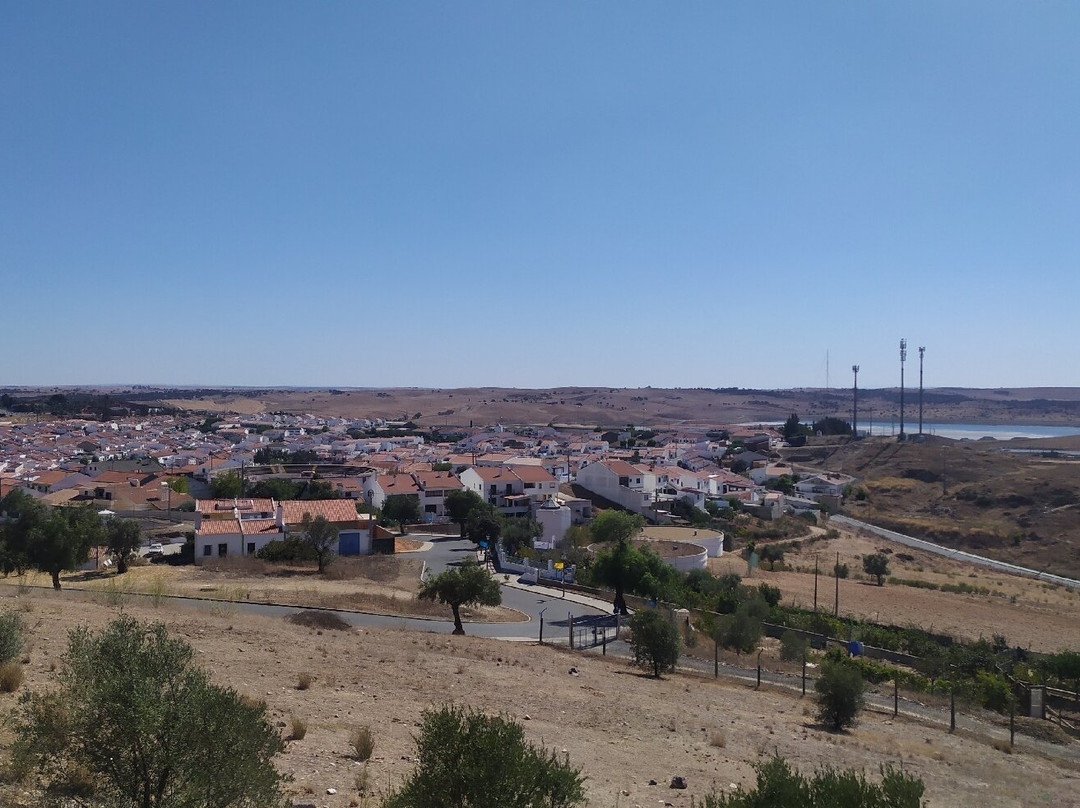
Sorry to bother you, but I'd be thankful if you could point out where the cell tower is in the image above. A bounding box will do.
[918,346,926,436]
[852,365,860,439]
[899,339,907,441]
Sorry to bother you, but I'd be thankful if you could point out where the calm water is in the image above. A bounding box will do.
[861,422,1080,440]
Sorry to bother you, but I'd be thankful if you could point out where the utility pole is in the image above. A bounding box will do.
[899,339,907,441]
[918,346,925,436]
[851,365,860,439]
[813,557,819,612]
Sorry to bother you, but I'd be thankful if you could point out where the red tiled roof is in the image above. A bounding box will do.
[281,499,359,525]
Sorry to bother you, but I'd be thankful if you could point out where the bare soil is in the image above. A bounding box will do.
[1,591,1077,808]
[713,524,1080,652]
[8,555,525,624]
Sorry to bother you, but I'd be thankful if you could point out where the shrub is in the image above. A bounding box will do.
[350,724,375,761]
[0,610,25,665]
[698,755,924,807]
[11,615,285,807]
[289,714,307,740]
[815,658,866,731]
[628,609,681,678]
[383,705,585,808]
[296,671,312,690]
[779,630,810,663]
[0,661,24,692]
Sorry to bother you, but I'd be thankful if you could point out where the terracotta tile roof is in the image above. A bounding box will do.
[196,518,243,536]
[196,498,276,514]
[413,472,463,491]
[378,474,421,495]
[241,519,283,535]
[505,465,557,484]
[604,460,642,477]
[281,499,359,525]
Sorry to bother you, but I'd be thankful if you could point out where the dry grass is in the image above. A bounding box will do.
[349,725,375,761]
[296,672,312,691]
[287,610,353,631]
[288,714,307,741]
[0,663,24,693]
[1,588,1077,808]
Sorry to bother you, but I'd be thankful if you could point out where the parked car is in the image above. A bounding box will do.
[146,542,164,557]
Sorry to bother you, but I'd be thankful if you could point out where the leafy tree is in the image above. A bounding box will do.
[719,602,765,657]
[591,539,643,616]
[163,476,189,494]
[12,615,285,808]
[466,514,502,552]
[834,562,850,579]
[382,494,421,534]
[815,658,866,731]
[780,630,810,663]
[0,488,46,574]
[782,413,810,440]
[418,560,501,635]
[589,510,644,544]
[811,417,853,436]
[383,704,585,808]
[26,506,105,590]
[862,553,890,586]
[500,516,541,556]
[247,477,302,501]
[300,479,341,500]
[105,518,142,575]
[628,609,681,678]
[209,471,243,498]
[698,755,924,807]
[445,489,493,538]
[297,513,338,573]
[252,447,290,465]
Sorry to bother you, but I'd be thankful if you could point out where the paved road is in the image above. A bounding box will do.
[81,534,611,640]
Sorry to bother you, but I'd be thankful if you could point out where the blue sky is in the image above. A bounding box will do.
[2,2,1078,390]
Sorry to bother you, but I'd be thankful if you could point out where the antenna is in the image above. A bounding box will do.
[852,365,860,439]
[899,339,907,441]
[918,347,926,436]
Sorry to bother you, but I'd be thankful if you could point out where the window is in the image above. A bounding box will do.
[218,543,228,557]
[247,542,256,555]
[203,545,212,557]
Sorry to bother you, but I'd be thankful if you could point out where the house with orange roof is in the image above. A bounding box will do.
[193,498,378,563]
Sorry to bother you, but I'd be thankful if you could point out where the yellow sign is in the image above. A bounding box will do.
[554,562,564,570]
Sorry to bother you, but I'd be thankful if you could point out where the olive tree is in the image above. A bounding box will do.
[384,704,584,808]
[418,560,501,635]
[105,518,142,575]
[815,658,866,731]
[12,615,285,808]
[628,609,681,678]
[862,553,890,586]
[297,512,338,573]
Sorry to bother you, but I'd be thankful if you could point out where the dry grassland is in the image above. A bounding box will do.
[1,591,1078,808]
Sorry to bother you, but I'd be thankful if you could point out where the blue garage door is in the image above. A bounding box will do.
[338,532,361,556]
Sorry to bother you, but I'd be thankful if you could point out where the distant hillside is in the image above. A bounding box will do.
[6,385,1080,430]
[787,436,1080,579]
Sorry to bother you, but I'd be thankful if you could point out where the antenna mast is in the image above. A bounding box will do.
[899,339,907,441]
[852,365,860,439]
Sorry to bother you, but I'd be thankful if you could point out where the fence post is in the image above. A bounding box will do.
[756,651,762,690]
[715,642,719,679]
[602,629,607,655]
[894,678,899,717]
[539,610,545,644]
[950,688,956,733]
[801,656,806,696]
[568,613,574,650]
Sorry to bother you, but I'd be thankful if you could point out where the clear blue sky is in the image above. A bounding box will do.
[2,2,1078,390]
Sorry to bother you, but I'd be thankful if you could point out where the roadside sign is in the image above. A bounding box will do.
[554,561,564,570]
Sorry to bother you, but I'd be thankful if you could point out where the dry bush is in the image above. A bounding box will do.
[288,610,352,631]
[296,671,312,690]
[709,729,727,748]
[289,715,307,741]
[0,663,24,693]
[201,556,271,576]
[350,725,375,761]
